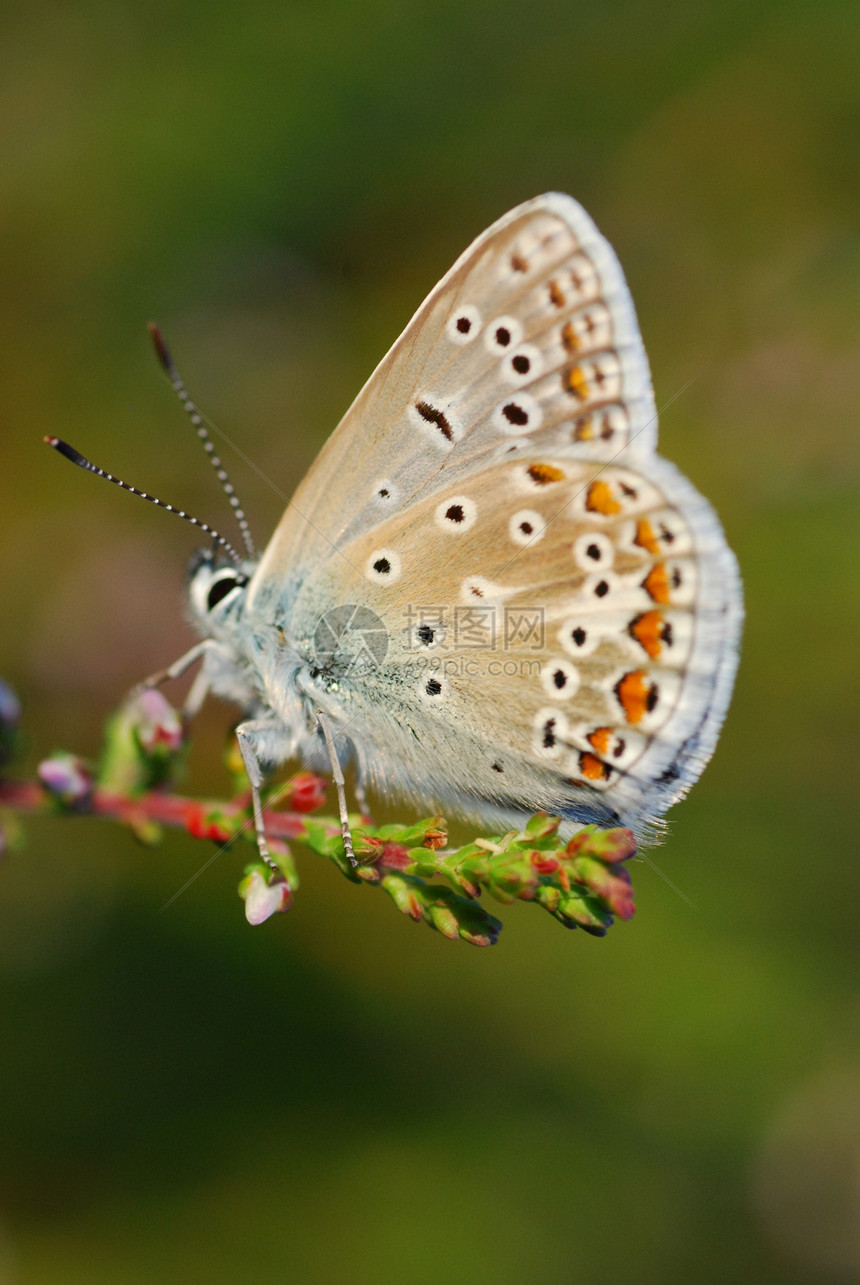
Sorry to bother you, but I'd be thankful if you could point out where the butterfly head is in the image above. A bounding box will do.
[187,547,255,639]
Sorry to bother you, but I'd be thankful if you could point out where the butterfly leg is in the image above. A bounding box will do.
[182,665,211,720]
[235,719,282,876]
[133,640,213,695]
[131,641,220,735]
[134,639,239,725]
[316,710,357,868]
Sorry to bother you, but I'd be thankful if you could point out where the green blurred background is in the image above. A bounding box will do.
[1,1,859,1281]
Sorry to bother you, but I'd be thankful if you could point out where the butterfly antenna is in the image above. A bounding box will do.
[45,436,244,567]
[148,322,257,560]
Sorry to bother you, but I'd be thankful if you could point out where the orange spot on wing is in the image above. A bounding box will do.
[579,751,611,781]
[511,254,528,272]
[585,480,621,515]
[643,562,671,604]
[527,463,566,485]
[587,727,612,755]
[572,415,594,441]
[564,365,589,400]
[548,280,566,308]
[629,610,665,659]
[634,519,660,555]
[615,670,655,725]
[561,321,579,352]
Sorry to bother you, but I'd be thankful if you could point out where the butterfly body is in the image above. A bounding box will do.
[185,194,741,842]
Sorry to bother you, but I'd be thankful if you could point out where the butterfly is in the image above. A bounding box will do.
[50,193,742,869]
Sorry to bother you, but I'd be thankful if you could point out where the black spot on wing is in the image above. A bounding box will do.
[416,400,453,441]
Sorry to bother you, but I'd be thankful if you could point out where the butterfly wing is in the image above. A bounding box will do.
[285,447,740,837]
[243,193,740,835]
[248,193,657,614]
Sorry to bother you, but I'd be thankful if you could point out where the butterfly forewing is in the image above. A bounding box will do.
[247,194,657,615]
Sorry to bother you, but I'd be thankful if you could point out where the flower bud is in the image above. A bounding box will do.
[284,772,327,813]
[133,689,185,756]
[240,869,293,925]
[38,753,93,807]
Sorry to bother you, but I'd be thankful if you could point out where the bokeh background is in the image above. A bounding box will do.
[1,2,859,1281]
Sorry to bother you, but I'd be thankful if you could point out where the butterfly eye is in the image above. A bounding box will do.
[206,571,247,611]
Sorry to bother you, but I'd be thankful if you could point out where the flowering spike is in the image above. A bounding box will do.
[2,678,638,945]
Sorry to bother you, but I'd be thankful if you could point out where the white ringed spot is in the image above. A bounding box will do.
[559,619,600,658]
[490,391,543,435]
[484,314,524,353]
[533,707,568,761]
[434,495,478,532]
[501,344,543,385]
[572,531,615,571]
[541,659,580,701]
[373,479,398,505]
[408,393,463,445]
[460,575,513,604]
[445,304,482,346]
[582,569,620,602]
[365,548,402,585]
[508,509,546,546]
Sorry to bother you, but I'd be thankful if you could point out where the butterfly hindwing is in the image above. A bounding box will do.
[287,450,740,836]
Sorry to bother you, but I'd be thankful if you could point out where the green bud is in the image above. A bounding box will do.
[524,813,561,839]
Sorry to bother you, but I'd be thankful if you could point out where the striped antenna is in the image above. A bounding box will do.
[45,437,244,567]
[148,323,257,559]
